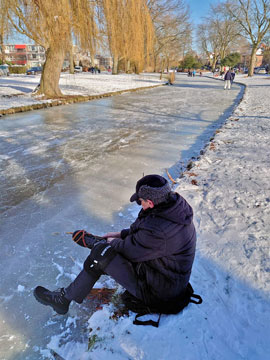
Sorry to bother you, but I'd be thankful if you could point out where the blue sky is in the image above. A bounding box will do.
[188,0,219,24]
[188,0,220,50]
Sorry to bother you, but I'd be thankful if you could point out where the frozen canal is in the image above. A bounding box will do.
[0,74,243,359]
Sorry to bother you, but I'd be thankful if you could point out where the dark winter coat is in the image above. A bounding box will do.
[110,193,196,305]
[224,70,233,81]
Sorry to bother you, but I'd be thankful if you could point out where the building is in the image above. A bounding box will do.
[95,55,113,69]
[1,43,113,70]
[2,44,45,67]
[72,47,113,69]
[239,43,268,68]
[255,47,264,67]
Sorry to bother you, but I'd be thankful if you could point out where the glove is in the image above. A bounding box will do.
[72,230,107,249]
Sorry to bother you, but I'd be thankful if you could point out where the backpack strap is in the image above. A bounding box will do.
[133,312,162,328]
[189,293,203,304]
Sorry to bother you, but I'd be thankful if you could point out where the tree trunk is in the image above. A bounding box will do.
[37,45,65,98]
[166,56,170,73]
[248,45,257,77]
[211,56,218,72]
[112,56,118,74]
[0,34,5,64]
[160,58,165,80]
[91,54,95,67]
[153,55,157,72]
[134,62,140,74]
[126,59,131,73]
[69,50,74,74]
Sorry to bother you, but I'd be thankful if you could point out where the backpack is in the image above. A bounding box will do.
[121,283,202,328]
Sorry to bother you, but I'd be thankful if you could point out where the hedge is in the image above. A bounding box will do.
[9,66,27,74]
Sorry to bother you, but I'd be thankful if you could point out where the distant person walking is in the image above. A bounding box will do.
[224,68,233,90]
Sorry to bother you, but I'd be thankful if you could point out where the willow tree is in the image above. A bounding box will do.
[126,0,154,73]
[7,0,97,97]
[0,0,12,63]
[224,0,270,76]
[100,0,154,74]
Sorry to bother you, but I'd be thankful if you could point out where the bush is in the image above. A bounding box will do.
[0,60,12,66]
[9,66,27,74]
[220,53,241,68]
[180,54,202,70]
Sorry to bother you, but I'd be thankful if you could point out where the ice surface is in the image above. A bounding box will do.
[0,73,246,359]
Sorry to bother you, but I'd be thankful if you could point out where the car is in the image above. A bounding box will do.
[254,67,267,74]
[74,66,83,73]
[0,64,9,76]
[26,66,42,75]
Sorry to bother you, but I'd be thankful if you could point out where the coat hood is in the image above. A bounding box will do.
[141,192,193,225]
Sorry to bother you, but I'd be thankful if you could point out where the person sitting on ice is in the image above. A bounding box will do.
[33,174,197,316]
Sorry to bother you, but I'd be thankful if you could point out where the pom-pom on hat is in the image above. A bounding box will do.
[130,174,171,205]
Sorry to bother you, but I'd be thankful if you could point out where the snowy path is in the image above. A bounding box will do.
[176,75,270,359]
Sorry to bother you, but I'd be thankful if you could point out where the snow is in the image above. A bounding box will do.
[0,72,165,111]
[17,285,25,292]
[0,72,270,359]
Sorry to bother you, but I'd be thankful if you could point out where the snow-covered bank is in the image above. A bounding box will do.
[175,74,270,359]
[0,72,165,114]
[47,74,269,360]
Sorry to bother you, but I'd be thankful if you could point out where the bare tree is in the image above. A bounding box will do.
[6,0,97,97]
[264,31,270,45]
[197,3,241,71]
[147,0,191,72]
[224,0,270,76]
[197,23,220,70]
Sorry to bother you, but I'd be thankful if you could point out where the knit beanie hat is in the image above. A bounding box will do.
[130,174,171,205]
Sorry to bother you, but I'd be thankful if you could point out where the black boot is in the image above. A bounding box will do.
[34,286,70,314]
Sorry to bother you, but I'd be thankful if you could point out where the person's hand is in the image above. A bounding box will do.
[103,232,121,239]
[106,237,115,243]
